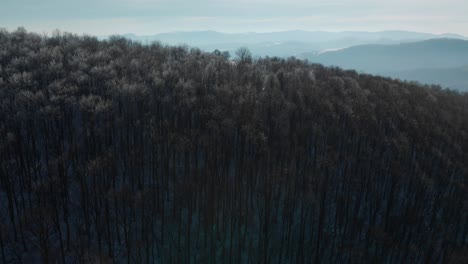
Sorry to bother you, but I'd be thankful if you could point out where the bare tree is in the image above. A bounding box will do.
[235,47,252,63]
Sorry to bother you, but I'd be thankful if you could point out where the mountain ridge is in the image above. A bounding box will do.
[302,38,468,91]
[114,30,467,42]
[105,30,467,52]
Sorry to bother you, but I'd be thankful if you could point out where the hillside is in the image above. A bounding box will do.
[0,29,467,263]
[302,39,468,91]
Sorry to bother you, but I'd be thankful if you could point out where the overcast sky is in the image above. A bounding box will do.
[1,0,467,36]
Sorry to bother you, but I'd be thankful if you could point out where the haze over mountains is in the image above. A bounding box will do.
[113,30,468,91]
[117,30,466,57]
[304,38,468,91]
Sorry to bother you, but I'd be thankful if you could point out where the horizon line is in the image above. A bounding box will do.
[2,26,467,39]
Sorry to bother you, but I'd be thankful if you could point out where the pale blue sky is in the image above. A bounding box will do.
[1,0,467,36]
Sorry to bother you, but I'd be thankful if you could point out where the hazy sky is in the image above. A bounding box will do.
[1,0,467,36]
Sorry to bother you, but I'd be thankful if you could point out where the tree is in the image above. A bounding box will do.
[235,47,252,64]
[222,51,231,60]
[213,49,231,60]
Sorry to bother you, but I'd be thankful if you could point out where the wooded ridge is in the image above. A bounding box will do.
[0,28,467,263]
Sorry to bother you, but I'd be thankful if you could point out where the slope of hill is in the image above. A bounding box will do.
[303,38,468,91]
[1,29,467,263]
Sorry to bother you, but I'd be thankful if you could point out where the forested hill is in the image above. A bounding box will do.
[0,29,467,263]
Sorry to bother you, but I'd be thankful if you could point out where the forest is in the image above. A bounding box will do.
[0,28,467,263]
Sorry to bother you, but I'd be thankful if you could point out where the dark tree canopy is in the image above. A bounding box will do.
[0,28,467,264]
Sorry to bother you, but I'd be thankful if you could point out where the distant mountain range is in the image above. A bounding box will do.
[302,38,468,91]
[108,30,467,57]
[120,30,465,45]
[105,31,468,91]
